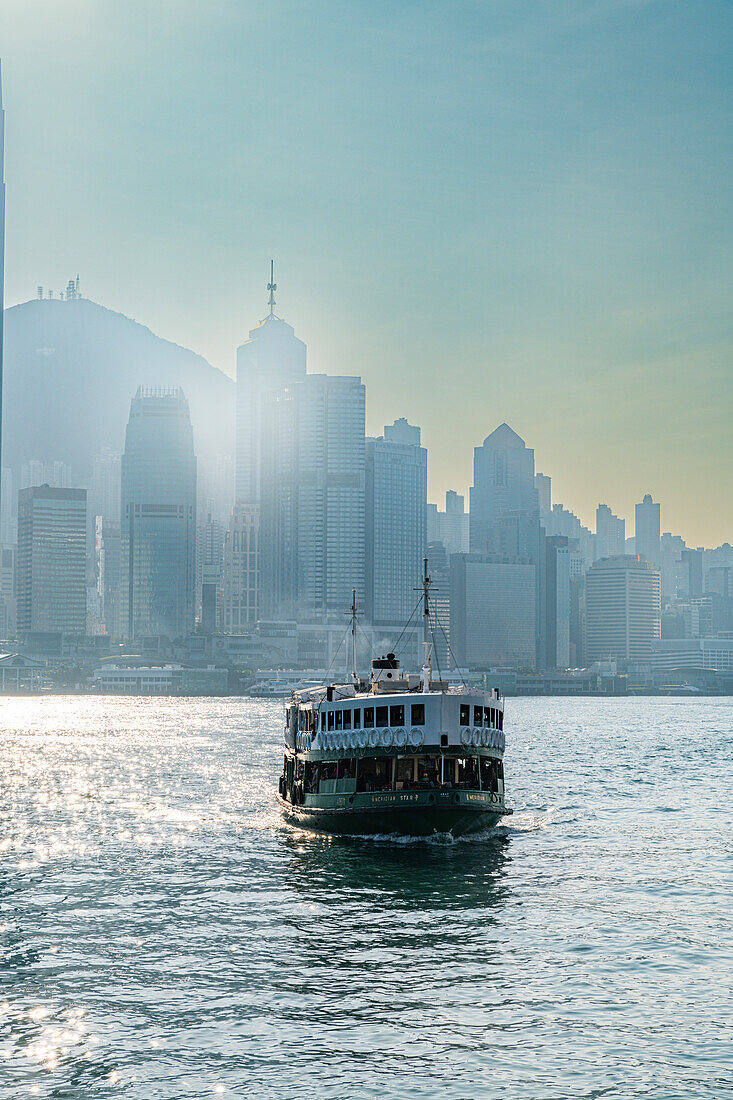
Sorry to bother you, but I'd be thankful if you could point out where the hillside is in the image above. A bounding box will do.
[2,297,235,480]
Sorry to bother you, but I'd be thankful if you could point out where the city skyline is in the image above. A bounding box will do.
[0,2,730,546]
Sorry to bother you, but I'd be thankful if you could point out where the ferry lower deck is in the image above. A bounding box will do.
[278,750,510,837]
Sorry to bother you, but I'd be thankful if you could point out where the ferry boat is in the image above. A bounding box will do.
[276,564,511,837]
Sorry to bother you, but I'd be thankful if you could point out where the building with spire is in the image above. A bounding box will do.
[235,264,307,504]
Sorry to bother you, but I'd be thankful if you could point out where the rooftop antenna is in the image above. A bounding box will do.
[267,260,277,318]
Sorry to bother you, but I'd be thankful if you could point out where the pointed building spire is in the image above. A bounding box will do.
[267,260,277,318]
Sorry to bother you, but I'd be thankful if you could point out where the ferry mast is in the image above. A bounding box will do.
[421,557,433,689]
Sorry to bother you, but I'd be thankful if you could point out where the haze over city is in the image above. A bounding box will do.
[1,0,730,547]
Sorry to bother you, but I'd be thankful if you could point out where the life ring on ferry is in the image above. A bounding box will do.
[499,733,505,752]
[357,729,368,750]
[471,728,481,748]
[345,730,355,750]
[393,728,408,749]
[380,727,394,748]
[480,729,489,748]
[460,727,472,749]
[368,728,380,749]
[408,727,424,749]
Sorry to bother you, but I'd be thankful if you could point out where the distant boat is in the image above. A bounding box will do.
[276,564,512,837]
[250,677,323,698]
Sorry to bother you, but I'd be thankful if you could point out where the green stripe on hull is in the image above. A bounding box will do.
[277,789,510,837]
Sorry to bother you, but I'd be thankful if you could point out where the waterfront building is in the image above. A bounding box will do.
[596,504,625,560]
[450,554,536,669]
[120,387,197,640]
[17,485,87,635]
[584,555,661,663]
[545,535,570,669]
[635,494,661,567]
[260,374,366,621]
[366,418,427,625]
[221,504,260,633]
[427,490,470,555]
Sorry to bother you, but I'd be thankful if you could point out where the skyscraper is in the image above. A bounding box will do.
[469,424,538,554]
[427,490,470,555]
[121,387,197,640]
[221,504,260,633]
[0,64,5,532]
[366,418,427,625]
[584,555,661,663]
[235,273,307,505]
[635,494,661,567]
[545,535,570,669]
[469,423,544,665]
[17,486,87,635]
[450,555,536,669]
[596,504,626,560]
[260,374,366,620]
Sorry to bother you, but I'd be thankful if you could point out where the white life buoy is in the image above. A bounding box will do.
[471,727,481,748]
[357,729,368,749]
[408,727,424,749]
[393,727,407,749]
[368,728,379,749]
[480,729,489,748]
[346,730,355,750]
[460,726,472,748]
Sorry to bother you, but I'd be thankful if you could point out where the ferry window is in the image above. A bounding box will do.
[498,710,503,731]
[480,757,498,792]
[335,710,343,730]
[342,710,352,730]
[395,758,414,789]
[319,761,337,782]
[321,712,326,731]
[327,711,334,731]
[498,761,504,781]
[304,762,319,793]
[364,706,374,727]
[390,704,404,727]
[338,758,355,779]
[411,703,425,725]
[353,708,361,728]
[456,756,479,789]
[474,706,483,726]
[415,756,441,788]
[460,704,470,726]
[484,707,491,726]
[442,757,456,785]
[376,706,389,728]
[357,757,392,792]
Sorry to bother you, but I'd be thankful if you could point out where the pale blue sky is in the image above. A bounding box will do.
[1,0,731,544]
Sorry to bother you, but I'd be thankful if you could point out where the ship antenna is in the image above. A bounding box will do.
[422,557,433,690]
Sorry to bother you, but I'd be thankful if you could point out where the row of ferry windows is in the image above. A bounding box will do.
[288,703,503,733]
[320,703,424,732]
[285,755,504,795]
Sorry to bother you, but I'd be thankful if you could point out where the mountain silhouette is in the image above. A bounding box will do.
[2,297,235,481]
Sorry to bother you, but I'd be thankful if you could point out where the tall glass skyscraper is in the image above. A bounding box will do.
[260,374,366,621]
[121,387,197,640]
[366,418,427,626]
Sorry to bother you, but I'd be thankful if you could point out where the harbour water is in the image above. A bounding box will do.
[1,695,731,1099]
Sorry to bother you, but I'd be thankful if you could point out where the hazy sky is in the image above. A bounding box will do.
[1,0,731,546]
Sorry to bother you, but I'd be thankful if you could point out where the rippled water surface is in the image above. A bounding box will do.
[1,695,731,1099]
